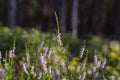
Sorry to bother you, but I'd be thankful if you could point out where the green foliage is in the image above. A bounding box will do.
[0,27,57,57]
[0,27,119,79]
[62,33,120,78]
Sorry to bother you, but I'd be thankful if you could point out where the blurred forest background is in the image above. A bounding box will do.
[0,0,120,40]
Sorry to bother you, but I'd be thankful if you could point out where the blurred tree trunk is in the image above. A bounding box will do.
[91,0,107,36]
[7,0,17,28]
[79,0,88,38]
[71,0,79,39]
[17,0,22,26]
[114,0,120,40]
[55,0,66,33]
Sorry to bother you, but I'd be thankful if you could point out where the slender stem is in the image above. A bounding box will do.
[54,11,60,33]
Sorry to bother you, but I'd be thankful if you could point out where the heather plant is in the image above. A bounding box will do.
[0,31,119,79]
[0,13,119,80]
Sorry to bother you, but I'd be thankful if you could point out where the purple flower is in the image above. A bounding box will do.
[81,61,86,71]
[47,50,52,58]
[92,66,97,73]
[22,63,28,74]
[42,64,47,73]
[96,61,101,68]
[0,51,2,59]
[39,56,47,72]
[26,52,30,67]
[9,50,15,58]
[48,66,52,73]
[0,68,4,77]
[94,55,98,65]
[54,69,60,80]
[101,59,106,69]
[61,61,67,73]
[39,56,45,65]
[79,47,85,58]
[81,72,86,80]
[43,47,49,57]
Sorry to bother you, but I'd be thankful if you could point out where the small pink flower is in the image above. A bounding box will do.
[48,66,52,73]
[79,47,85,58]
[43,47,49,57]
[81,72,86,80]
[22,63,28,74]
[94,55,98,65]
[0,68,4,77]
[81,61,86,71]
[54,69,60,80]
[9,50,15,58]
[39,56,45,65]
[61,61,67,73]
[0,51,2,59]
[92,66,97,73]
[47,50,52,58]
[101,59,106,69]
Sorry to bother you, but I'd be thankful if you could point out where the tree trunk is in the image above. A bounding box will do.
[16,0,22,26]
[91,0,106,36]
[71,0,79,39]
[114,0,120,40]
[7,0,17,28]
[79,0,88,38]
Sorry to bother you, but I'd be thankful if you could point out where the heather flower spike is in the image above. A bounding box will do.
[96,61,101,68]
[81,72,86,80]
[39,56,45,65]
[101,59,106,69]
[92,66,97,73]
[94,55,98,65]
[39,56,47,72]
[48,66,52,73]
[61,61,67,73]
[9,50,15,58]
[43,47,49,57]
[26,52,30,67]
[79,47,85,58]
[0,51,2,59]
[47,50,52,58]
[57,33,63,46]
[54,11,63,46]
[42,64,47,73]
[22,63,28,74]
[55,69,60,80]
[0,68,4,77]
[81,61,86,71]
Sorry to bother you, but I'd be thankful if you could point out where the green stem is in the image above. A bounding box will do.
[54,11,60,33]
